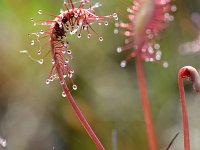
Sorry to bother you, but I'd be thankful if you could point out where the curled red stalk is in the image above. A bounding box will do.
[27,1,116,149]
[178,66,200,150]
[116,0,176,149]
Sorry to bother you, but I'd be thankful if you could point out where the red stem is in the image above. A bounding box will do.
[135,54,157,150]
[52,44,105,150]
[58,68,105,150]
[178,69,190,150]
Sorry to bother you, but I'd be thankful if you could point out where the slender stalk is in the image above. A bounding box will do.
[52,44,105,150]
[178,74,190,150]
[178,66,200,150]
[135,54,157,150]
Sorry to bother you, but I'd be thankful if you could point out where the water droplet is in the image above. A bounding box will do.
[115,23,120,28]
[104,21,109,26]
[52,59,55,64]
[77,33,81,38]
[116,47,122,53]
[113,13,118,20]
[73,85,77,90]
[38,59,43,64]
[64,42,69,48]
[35,33,40,37]
[60,80,65,85]
[40,30,44,34]
[67,50,72,55]
[98,22,102,26]
[99,36,103,41]
[49,76,54,81]
[31,40,35,46]
[65,59,69,64]
[154,44,160,50]
[114,29,119,34]
[38,10,43,15]
[62,91,66,97]
[163,61,169,68]
[120,60,126,68]
[37,50,41,55]
[41,22,47,25]
[87,34,91,38]
[148,46,154,54]
[155,54,161,60]
[171,5,177,12]
[46,79,50,85]
[149,58,154,62]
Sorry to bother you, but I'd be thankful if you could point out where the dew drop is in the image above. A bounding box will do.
[62,91,66,97]
[115,23,119,27]
[38,59,44,64]
[46,79,50,85]
[99,36,103,41]
[49,76,54,81]
[38,10,43,15]
[41,22,47,25]
[163,61,169,68]
[65,59,69,64]
[120,60,126,68]
[31,40,35,46]
[154,44,160,50]
[52,59,55,65]
[155,54,161,60]
[67,50,72,55]
[104,21,109,26]
[148,46,154,54]
[35,33,40,37]
[73,84,77,90]
[37,50,41,55]
[77,33,81,38]
[171,5,177,12]
[113,13,118,20]
[40,30,44,34]
[87,34,91,38]
[114,29,119,34]
[116,47,122,53]
[60,80,65,85]
[64,42,69,48]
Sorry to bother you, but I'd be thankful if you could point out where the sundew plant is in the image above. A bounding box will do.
[0,0,200,150]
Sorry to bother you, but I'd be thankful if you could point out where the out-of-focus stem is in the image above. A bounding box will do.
[178,66,200,150]
[135,53,157,150]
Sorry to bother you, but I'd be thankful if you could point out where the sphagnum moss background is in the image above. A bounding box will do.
[0,0,200,150]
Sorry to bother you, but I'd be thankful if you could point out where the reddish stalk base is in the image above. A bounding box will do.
[52,44,105,150]
[135,54,157,150]
[178,68,191,150]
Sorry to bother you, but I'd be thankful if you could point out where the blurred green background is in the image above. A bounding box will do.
[0,0,200,149]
